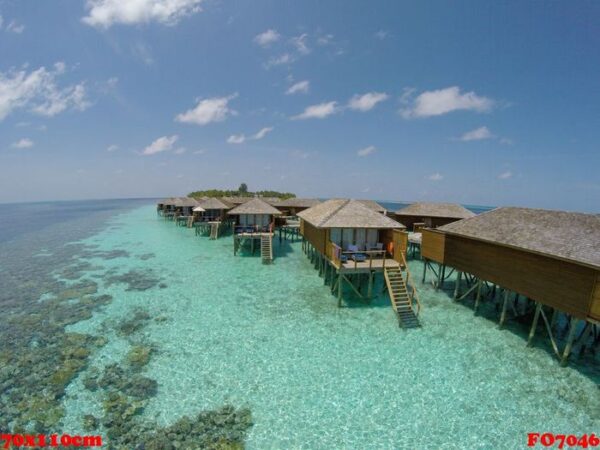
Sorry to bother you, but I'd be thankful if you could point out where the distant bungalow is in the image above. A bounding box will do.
[394,202,475,231]
[227,198,282,263]
[271,198,321,216]
[193,197,233,239]
[298,199,421,327]
[421,207,600,364]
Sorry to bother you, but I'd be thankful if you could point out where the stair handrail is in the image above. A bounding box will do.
[400,252,422,316]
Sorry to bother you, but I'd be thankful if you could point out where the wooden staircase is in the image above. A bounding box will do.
[384,264,420,329]
[260,234,273,264]
[210,222,219,240]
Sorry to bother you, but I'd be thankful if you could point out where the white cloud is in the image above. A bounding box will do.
[401,86,494,118]
[6,20,25,33]
[254,29,280,47]
[253,126,273,139]
[175,94,237,125]
[348,92,389,111]
[500,137,513,145]
[292,101,338,120]
[82,0,203,28]
[497,171,512,180]
[142,135,178,155]
[266,53,294,68]
[428,173,443,181]
[106,144,118,152]
[12,138,33,149]
[0,63,89,121]
[291,33,310,55]
[317,34,333,45]
[286,80,309,95]
[374,30,388,40]
[357,145,376,157]
[0,15,3,29]
[459,126,493,141]
[227,126,273,144]
[174,147,186,155]
[227,134,246,144]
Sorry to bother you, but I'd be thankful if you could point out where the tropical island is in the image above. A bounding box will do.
[188,183,295,200]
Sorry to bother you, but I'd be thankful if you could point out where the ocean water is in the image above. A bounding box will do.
[0,200,598,449]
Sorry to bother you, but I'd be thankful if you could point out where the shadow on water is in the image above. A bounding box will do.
[419,263,600,386]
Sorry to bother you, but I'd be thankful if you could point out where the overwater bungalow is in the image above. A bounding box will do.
[272,198,321,216]
[394,202,476,257]
[421,207,600,364]
[172,197,200,226]
[394,202,475,231]
[298,199,421,327]
[156,197,176,216]
[192,198,233,238]
[227,198,282,263]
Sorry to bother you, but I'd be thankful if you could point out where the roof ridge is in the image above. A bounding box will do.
[319,199,350,227]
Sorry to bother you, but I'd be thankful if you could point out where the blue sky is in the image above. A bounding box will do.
[0,0,599,211]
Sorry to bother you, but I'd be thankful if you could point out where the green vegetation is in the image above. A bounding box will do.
[188,184,295,200]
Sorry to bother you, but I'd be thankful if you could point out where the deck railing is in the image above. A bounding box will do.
[234,223,274,235]
[329,243,388,270]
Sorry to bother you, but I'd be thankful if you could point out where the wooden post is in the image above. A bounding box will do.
[337,274,343,307]
[499,290,509,328]
[436,264,443,291]
[367,271,374,299]
[474,279,483,314]
[560,318,580,366]
[422,258,427,283]
[453,271,463,299]
[527,302,542,346]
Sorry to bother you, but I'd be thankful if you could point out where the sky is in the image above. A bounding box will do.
[0,0,599,212]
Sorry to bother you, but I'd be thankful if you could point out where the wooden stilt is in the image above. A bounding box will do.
[337,274,343,307]
[474,279,483,314]
[367,271,374,299]
[527,302,542,346]
[499,289,509,328]
[422,259,427,283]
[560,318,580,366]
[453,271,463,299]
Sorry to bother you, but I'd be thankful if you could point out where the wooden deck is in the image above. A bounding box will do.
[337,257,400,273]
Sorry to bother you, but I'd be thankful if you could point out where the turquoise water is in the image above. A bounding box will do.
[1,201,598,449]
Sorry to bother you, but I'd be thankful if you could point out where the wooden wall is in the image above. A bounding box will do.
[421,229,446,264]
[590,276,600,322]
[444,235,597,319]
[300,220,328,255]
[393,230,408,263]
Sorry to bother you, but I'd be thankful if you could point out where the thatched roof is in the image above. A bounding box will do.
[174,197,199,207]
[357,200,386,213]
[157,197,175,205]
[221,196,252,205]
[198,198,232,210]
[227,198,282,215]
[298,199,405,229]
[438,207,600,269]
[192,206,206,212]
[395,202,475,219]
[272,198,321,208]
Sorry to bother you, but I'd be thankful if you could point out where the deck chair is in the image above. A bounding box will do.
[348,244,367,262]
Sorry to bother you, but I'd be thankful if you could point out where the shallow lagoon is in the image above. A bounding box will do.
[2,201,598,449]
